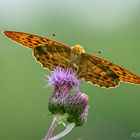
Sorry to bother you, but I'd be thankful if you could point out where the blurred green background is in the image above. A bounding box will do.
[0,0,140,140]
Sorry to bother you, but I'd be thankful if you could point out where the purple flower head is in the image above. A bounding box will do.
[47,67,89,127]
[47,67,80,89]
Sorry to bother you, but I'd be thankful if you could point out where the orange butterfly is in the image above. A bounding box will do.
[4,31,140,88]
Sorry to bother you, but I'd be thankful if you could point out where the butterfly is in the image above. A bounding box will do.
[4,31,140,88]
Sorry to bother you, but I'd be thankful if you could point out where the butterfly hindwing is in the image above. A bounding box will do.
[97,57,140,84]
[77,53,140,88]
[77,53,120,88]
[33,45,71,70]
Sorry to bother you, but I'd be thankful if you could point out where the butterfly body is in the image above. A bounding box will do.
[4,31,140,88]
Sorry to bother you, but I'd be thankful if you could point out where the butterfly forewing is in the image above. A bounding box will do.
[4,31,68,49]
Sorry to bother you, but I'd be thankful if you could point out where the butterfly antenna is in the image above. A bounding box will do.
[85,48,102,54]
[52,34,73,46]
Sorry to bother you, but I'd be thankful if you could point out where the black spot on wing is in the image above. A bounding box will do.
[34,46,47,55]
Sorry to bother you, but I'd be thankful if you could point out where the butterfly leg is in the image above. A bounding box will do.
[73,63,79,73]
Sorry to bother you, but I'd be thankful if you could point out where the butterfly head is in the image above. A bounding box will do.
[71,44,85,55]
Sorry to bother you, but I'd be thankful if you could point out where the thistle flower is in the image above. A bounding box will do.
[44,67,89,140]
